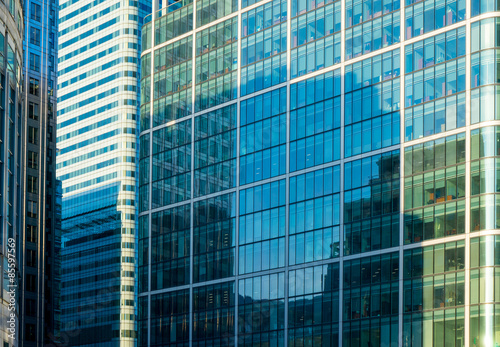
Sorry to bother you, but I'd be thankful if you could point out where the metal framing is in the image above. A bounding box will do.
[138,0,500,344]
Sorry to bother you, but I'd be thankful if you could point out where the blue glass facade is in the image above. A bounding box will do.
[139,0,500,345]
[21,0,62,343]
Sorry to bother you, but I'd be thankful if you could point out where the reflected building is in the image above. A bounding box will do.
[0,0,24,345]
[55,0,151,343]
[20,0,61,343]
[139,0,500,345]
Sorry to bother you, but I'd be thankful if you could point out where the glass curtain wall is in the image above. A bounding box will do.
[138,0,500,345]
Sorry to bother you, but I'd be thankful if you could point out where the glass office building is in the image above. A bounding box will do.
[0,0,24,345]
[20,0,62,343]
[138,0,498,345]
[56,0,150,343]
